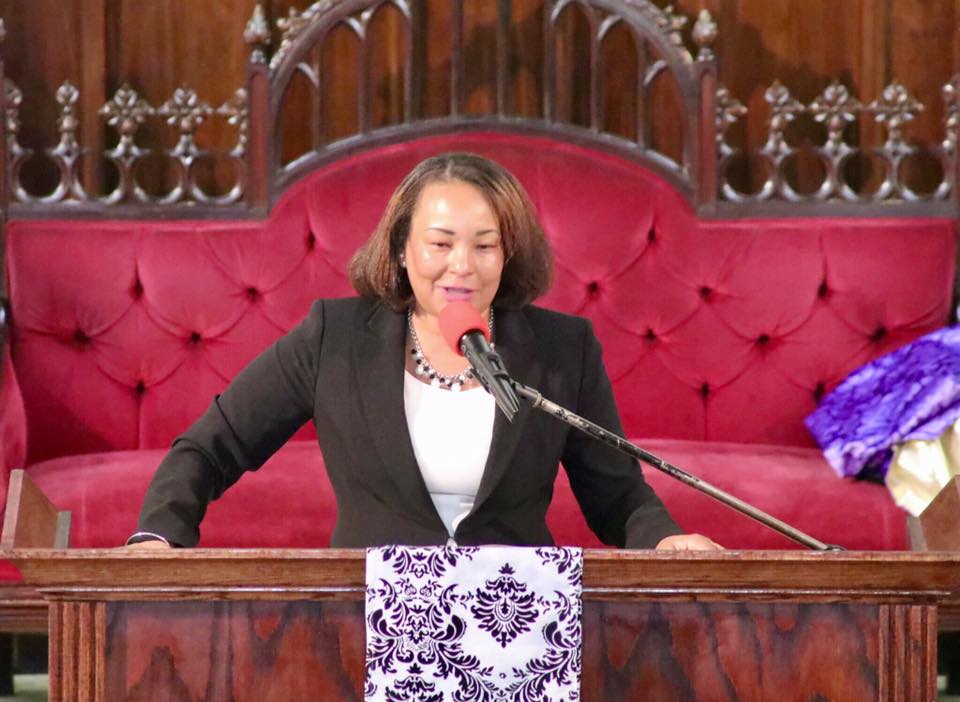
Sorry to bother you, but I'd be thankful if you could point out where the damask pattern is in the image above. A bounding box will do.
[365,545,583,702]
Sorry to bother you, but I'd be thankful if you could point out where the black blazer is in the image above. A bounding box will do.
[136,297,682,548]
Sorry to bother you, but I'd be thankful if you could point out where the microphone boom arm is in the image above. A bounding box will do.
[461,336,520,421]
[511,381,842,552]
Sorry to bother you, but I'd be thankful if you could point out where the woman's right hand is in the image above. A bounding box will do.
[124,539,172,550]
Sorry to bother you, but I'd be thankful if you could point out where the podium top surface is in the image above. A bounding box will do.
[2,548,959,602]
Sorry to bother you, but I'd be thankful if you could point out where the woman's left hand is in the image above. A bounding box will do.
[655,533,724,551]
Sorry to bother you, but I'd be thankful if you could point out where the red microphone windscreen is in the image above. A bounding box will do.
[438,301,491,357]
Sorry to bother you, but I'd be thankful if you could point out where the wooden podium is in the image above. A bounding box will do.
[1,548,959,701]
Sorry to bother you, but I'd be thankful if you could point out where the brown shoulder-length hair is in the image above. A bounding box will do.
[348,152,553,311]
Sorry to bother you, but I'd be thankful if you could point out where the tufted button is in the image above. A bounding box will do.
[870,326,887,343]
[73,329,90,346]
[246,286,261,302]
[699,382,710,398]
[647,227,657,243]
[586,281,600,297]
[131,278,144,299]
[189,331,202,345]
[756,333,771,346]
[306,231,317,250]
[134,380,146,396]
[817,280,830,299]
[645,328,657,341]
[699,286,712,301]
[813,381,826,403]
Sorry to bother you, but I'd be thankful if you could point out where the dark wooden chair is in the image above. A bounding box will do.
[1,470,71,550]
[0,469,70,694]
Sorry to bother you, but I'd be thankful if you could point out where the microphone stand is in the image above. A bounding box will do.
[511,381,844,552]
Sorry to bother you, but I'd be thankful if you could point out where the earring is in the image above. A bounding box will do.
[399,254,406,268]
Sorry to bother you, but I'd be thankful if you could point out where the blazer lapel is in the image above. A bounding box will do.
[353,302,444,531]
[470,307,539,513]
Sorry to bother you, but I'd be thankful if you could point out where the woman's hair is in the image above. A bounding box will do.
[348,152,553,310]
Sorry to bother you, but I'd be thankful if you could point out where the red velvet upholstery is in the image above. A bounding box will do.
[0,351,25,499]
[22,437,903,551]
[3,133,955,559]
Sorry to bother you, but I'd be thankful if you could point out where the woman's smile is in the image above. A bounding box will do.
[440,286,475,301]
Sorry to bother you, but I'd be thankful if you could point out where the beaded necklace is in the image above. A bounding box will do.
[408,307,494,392]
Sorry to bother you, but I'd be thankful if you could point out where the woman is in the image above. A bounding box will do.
[128,152,720,551]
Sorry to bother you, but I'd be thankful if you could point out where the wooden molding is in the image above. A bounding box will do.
[920,476,960,551]
[0,469,70,550]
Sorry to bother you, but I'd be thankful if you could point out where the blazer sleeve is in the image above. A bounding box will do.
[134,300,325,546]
[559,319,684,549]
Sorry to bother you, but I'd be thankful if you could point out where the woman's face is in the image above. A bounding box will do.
[404,179,505,321]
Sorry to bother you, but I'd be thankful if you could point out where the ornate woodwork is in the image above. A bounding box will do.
[3,549,958,701]
[1,1,956,219]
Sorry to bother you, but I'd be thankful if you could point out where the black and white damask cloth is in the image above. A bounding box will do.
[365,545,583,702]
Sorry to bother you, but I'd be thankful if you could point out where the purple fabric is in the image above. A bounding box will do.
[805,326,960,479]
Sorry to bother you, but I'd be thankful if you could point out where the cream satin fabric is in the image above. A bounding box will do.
[886,417,960,516]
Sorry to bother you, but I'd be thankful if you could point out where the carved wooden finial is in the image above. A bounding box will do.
[4,77,21,137]
[715,85,746,144]
[217,88,249,158]
[809,81,861,153]
[762,80,804,158]
[661,5,688,47]
[868,81,924,156]
[99,84,155,139]
[692,10,717,61]
[54,81,80,147]
[941,74,960,154]
[158,85,213,135]
[245,4,271,64]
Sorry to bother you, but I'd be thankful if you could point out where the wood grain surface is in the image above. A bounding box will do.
[4,549,956,700]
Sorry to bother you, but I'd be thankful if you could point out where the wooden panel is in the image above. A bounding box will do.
[105,0,255,197]
[367,3,410,129]
[419,0,455,118]
[47,601,106,702]
[462,0,500,115]
[0,0,87,197]
[887,0,958,193]
[677,0,867,194]
[551,1,592,128]
[106,0,253,105]
[920,476,960,551]
[673,0,958,196]
[582,601,881,701]
[322,24,362,144]
[509,0,543,118]
[878,603,937,700]
[105,600,366,701]
[87,599,936,701]
[0,470,69,549]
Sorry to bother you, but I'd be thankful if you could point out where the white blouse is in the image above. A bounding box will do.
[403,371,496,537]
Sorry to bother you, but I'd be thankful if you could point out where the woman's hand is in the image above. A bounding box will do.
[124,539,172,550]
[655,534,724,551]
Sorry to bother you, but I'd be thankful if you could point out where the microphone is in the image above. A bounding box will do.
[438,301,521,422]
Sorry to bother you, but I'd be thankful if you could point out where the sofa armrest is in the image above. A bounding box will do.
[0,298,27,498]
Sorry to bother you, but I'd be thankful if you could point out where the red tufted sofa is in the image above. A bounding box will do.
[2,131,956,564]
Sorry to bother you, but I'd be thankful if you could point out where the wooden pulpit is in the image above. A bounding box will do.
[1,548,959,701]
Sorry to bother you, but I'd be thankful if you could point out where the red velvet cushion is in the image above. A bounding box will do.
[17,438,902,552]
[549,438,906,550]
[26,442,334,549]
[0,351,26,484]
